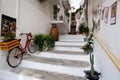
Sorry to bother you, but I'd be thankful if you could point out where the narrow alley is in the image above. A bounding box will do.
[0,0,120,80]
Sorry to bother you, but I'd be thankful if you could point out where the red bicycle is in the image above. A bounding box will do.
[7,32,37,68]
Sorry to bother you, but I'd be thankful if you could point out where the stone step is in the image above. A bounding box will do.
[0,69,40,80]
[10,67,86,80]
[59,35,85,42]
[59,38,85,42]
[48,50,86,55]
[54,46,84,52]
[33,52,89,62]
[20,60,89,77]
[55,41,87,47]
[59,34,86,39]
[19,51,90,77]
[24,56,90,68]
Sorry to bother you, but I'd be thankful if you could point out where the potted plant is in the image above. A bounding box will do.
[79,6,83,15]
[84,52,101,80]
[83,26,89,37]
[79,23,85,34]
[34,34,55,51]
[83,33,101,80]
[82,33,93,53]
[65,10,70,18]
[3,32,15,42]
[82,39,93,54]
[43,35,55,50]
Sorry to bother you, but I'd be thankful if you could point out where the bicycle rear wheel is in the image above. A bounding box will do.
[7,47,23,68]
[28,39,37,53]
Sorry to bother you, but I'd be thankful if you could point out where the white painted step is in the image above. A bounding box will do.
[59,37,85,41]
[33,52,89,61]
[21,60,89,77]
[55,41,87,47]
[54,46,84,52]
[0,69,40,80]
[59,38,85,42]
[59,34,86,39]
[20,52,90,77]
[59,35,85,42]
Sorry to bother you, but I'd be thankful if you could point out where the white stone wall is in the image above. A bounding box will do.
[0,0,19,69]
[88,0,120,80]
[17,0,52,35]
[0,0,52,68]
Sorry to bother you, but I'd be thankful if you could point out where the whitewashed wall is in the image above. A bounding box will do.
[18,0,52,35]
[0,0,19,69]
[0,0,53,68]
[88,0,120,80]
[0,0,19,36]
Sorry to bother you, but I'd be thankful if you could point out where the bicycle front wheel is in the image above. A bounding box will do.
[28,39,37,53]
[7,47,23,68]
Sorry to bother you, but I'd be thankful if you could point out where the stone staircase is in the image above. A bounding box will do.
[54,34,86,52]
[0,34,90,80]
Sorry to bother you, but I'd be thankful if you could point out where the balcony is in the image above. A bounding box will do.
[48,0,70,28]
[51,20,67,27]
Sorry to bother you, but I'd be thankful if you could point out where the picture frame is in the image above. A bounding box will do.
[1,14,16,37]
[104,7,109,23]
[110,2,117,25]
[101,8,104,20]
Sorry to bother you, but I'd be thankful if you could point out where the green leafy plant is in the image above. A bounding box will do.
[64,10,70,18]
[53,5,59,20]
[3,32,15,42]
[79,23,89,36]
[75,6,83,15]
[79,6,83,15]
[34,34,55,51]
[83,33,101,80]
[82,33,94,53]
[83,26,89,36]
[79,23,85,34]
[84,51,101,80]
[87,33,93,41]
[90,52,94,76]
[82,40,93,54]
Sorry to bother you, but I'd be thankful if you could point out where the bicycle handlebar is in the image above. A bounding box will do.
[19,32,32,37]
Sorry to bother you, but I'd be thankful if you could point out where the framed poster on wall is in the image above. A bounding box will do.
[110,2,117,25]
[1,14,16,37]
[104,7,109,23]
[101,8,104,20]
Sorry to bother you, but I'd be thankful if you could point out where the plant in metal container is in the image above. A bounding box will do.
[84,52,101,80]
[83,33,101,80]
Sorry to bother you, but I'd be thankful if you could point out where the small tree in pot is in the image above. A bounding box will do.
[83,33,101,80]
[82,33,93,54]
[84,52,101,80]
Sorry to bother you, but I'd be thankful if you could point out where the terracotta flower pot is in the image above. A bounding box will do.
[50,24,59,41]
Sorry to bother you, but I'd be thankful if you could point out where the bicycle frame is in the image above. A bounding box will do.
[7,32,36,68]
[19,32,32,53]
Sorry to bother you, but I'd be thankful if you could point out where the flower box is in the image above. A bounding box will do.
[0,39,19,50]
